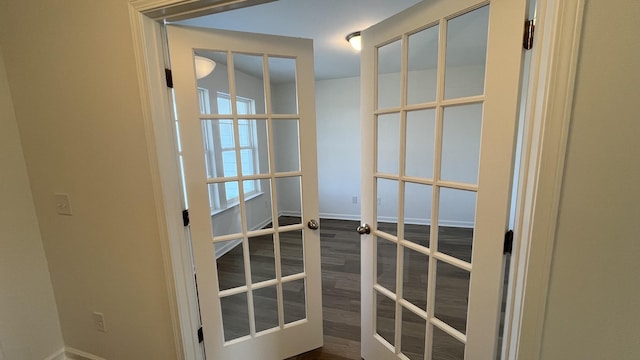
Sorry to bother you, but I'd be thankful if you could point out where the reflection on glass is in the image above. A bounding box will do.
[249,234,275,283]
[437,188,476,263]
[282,279,306,323]
[432,326,465,360]
[376,291,396,346]
[275,176,302,222]
[377,237,397,292]
[440,104,483,184]
[444,6,490,99]
[280,229,304,277]
[196,51,229,115]
[221,293,250,341]
[403,182,432,248]
[245,179,272,230]
[405,109,435,179]
[407,25,439,105]
[215,239,245,291]
[273,120,300,172]
[377,39,402,109]
[269,57,298,114]
[401,307,426,360]
[253,286,279,332]
[233,53,266,114]
[402,247,429,310]
[376,178,399,236]
[434,260,470,334]
[376,113,401,175]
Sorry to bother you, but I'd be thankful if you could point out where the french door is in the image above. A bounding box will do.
[360,0,526,359]
[167,25,322,359]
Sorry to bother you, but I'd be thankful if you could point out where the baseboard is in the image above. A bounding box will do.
[213,216,274,259]
[43,348,66,360]
[65,347,106,360]
[319,212,361,221]
[323,213,475,229]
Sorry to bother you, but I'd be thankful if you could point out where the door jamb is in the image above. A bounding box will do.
[126,0,585,358]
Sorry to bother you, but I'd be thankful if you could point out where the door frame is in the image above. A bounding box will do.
[126,0,585,359]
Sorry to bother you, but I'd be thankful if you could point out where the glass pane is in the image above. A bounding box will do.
[273,119,300,173]
[275,176,302,224]
[403,182,432,248]
[269,57,298,114]
[253,286,279,332]
[282,279,306,323]
[233,53,266,114]
[407,25,439,105]
[249,119,270,175]
[210,182,242,237]
[444,5,490,99]
[402,247,429,310]
[438,188,475,263]
[248,234,275,283]
[376,178,398,236]
[440,104,483,184]
[401,307,426,360]
[195,51,229,115]
[215,239,245,291]
[434,260,470,334]
[221,293,250,341]
[406,109,435,179]
[245,179,272,231]
[432,326,465,360]
[377,237,397,292]
[376,113,401,175]
[375,292,396,346]
[202,119,236,179]
[280,229,304,277]
[377,39,402,109]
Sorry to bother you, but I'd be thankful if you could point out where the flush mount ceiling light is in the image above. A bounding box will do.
[346,31,362,51]
[194,55,216,79]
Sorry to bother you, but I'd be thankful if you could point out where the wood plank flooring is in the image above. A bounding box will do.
[213,217,509,360]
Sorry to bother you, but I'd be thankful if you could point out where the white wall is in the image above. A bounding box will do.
[0,1,178,358]
[0,42,64,360]
[315,66,485,227]
[540,1,640,358]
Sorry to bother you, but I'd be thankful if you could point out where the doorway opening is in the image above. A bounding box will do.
[148,0,544,356]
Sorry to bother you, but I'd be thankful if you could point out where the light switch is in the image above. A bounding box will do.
[54,193,72,215]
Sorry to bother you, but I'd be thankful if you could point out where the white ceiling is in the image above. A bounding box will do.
[177,0,422,80]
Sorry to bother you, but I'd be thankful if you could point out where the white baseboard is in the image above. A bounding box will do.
[213,216,274,259]
[65,347,106,360]
[43,348,65,360]
[321,213,475,229]
[319,212,361,221]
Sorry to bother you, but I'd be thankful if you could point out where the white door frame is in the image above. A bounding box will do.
[126,0,585,359]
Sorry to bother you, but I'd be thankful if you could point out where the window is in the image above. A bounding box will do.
[203,90,260,212]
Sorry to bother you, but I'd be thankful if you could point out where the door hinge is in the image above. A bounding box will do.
[504,230,514,254]
[165,68,173,88]
[182,209,189,226]
[523,19,535,50]
[197,327,204,343]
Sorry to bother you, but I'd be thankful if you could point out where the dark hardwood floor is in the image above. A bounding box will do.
[214,217,509,360]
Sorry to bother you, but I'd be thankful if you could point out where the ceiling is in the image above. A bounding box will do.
[176,0,422,80]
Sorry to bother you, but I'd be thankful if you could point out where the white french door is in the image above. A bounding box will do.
[167,25,322,359]
[360,0,526,359]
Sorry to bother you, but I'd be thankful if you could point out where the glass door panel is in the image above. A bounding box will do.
[168,25,322,359]
[361,0,525,358]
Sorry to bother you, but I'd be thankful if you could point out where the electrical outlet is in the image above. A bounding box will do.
[352,196,358,204]
[54,193,72,215]
[92,312,106,332]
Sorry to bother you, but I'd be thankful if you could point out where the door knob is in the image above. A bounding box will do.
[356,224,371,235]
[307,219,319,230]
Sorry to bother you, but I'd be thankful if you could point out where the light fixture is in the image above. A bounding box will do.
[194,55,216,79]
[346,31,362,51]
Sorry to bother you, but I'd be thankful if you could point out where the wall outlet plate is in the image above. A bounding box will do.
[92,312,106,332]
